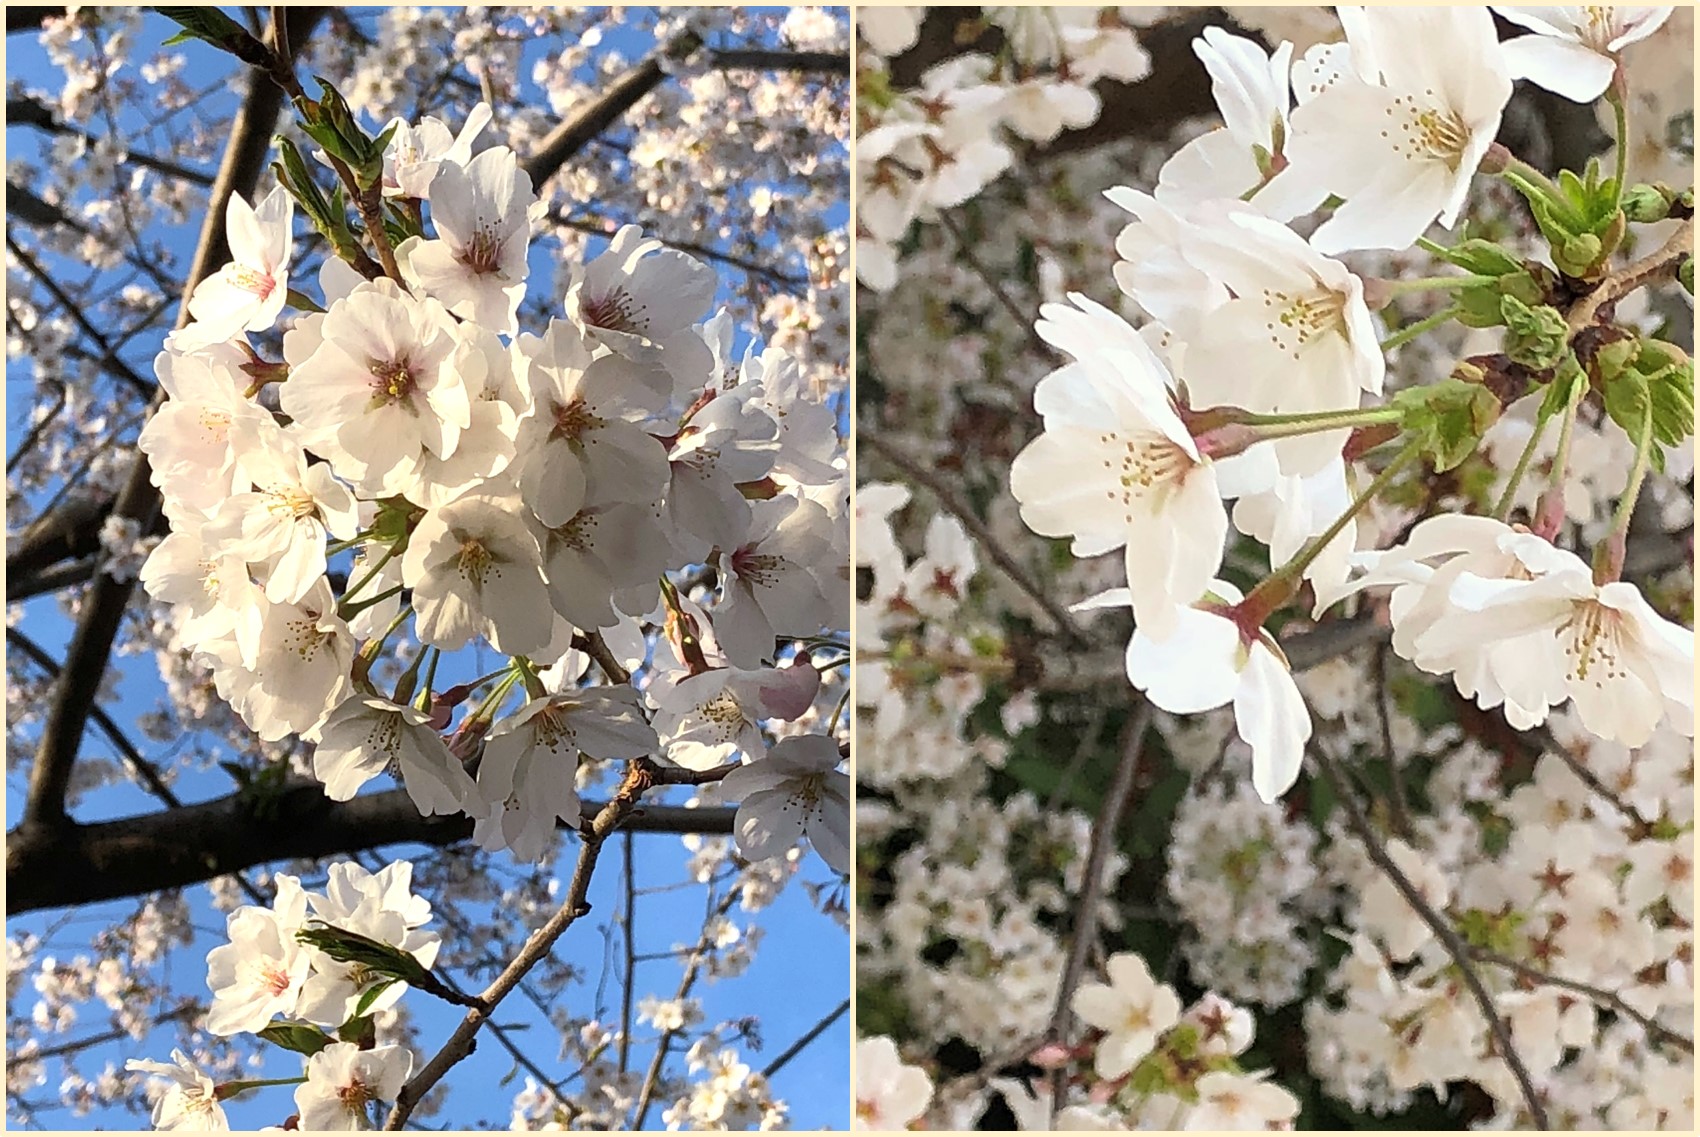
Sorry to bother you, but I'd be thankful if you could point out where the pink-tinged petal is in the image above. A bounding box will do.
[1236,645,1311,803]
[758,665,821,721]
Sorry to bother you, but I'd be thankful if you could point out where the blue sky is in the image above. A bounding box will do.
[6,8,849,1129]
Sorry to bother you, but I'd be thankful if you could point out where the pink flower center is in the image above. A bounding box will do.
[731,548,784,586]
[458,229,504,276]
[229,264,276,298]
[579,286,648,335]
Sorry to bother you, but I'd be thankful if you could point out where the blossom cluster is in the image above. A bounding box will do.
[1008,5,1693,802]
[124,861,425,1130]
[857,4,1692,1130]
[134,93,850,874]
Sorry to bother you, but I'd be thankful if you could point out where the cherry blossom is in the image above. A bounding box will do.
[1494,6,1674,102]
[473,688,660,861]
[312,695,483,817]
[204,877,311,1036]
[1070,951,1183,1080]
[1263,5,1514,253]
[294,1043,413,1130]
[123,1050,228,1131]
[1008,294,1226,641]
[173,186,292,351]
[718,734,850,873]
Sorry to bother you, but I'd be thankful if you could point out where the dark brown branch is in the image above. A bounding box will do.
[554,211,808,289]
[383,759,733,1129]
[6,6,65,34]
[1467,944,1694,1054]
[5,779,736,915]
[19,7,325,836]
[5,1002,199,1068]
[706,48,848,75]
[760,997,850,1079]
[5,234,155,398]
[521,30,704,190]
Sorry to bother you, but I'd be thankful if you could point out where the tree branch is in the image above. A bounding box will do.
[706,48,848,75]
[1044,707,1151,1121]
[860,428,1088,646]
[8,94,217,186]
[5,778,734,914]
[1467,944,1694,1054]
[760,998,850,1079]
[383,759,731,1129]
[1566,217,1693,337]
[521,30,704,191]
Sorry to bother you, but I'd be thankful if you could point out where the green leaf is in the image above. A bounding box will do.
[1601,340,1694,473]
[295,922,432,989]
[152,6,272,67]
[353,978,399,1019]
[257,1020,333,1057]
[1435,238,1523,278]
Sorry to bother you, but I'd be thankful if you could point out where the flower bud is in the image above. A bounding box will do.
[1554,232,1603,279]
[1622,183,1675,223]
[1500,295,1569,370]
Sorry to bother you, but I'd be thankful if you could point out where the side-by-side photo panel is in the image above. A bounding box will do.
[7,8,849,1130]
[854,6,1694,1132]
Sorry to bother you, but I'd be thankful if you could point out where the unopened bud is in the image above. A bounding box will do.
[1622,183,1674,223]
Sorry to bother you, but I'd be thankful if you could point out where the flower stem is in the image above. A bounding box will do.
[512,654,549,700]
[1380,304,1464,353]
[463,668,523,734]
[326,530,375,556]
[343,540,401,611]
[1376,274,1499,296]
[1593,396,1655,583]
[1609,89,1629,211]
[1492,412,1550,522]
[215,1075,307,1100]
[1532,379,1585,539]
[1248,440,1423,619]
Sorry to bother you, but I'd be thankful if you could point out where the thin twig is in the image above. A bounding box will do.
[1467,944,1694,1054]
[4,1002,199,1069]
[1045,707,1152,1122]
[5,234,154,398]
[934,206,1053,361]
[383,760,735,1129]
[630,885,744,1129]
[1373,646,1415,839]
[760,998,850,1079]
[860,429,1087,646]
[1526,725,1657,837]
[1310,741,1552,1130]
[617,831,637,1076]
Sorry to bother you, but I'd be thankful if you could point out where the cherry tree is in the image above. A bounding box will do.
[856,6,1691,1131]
[7,7,847,1129]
